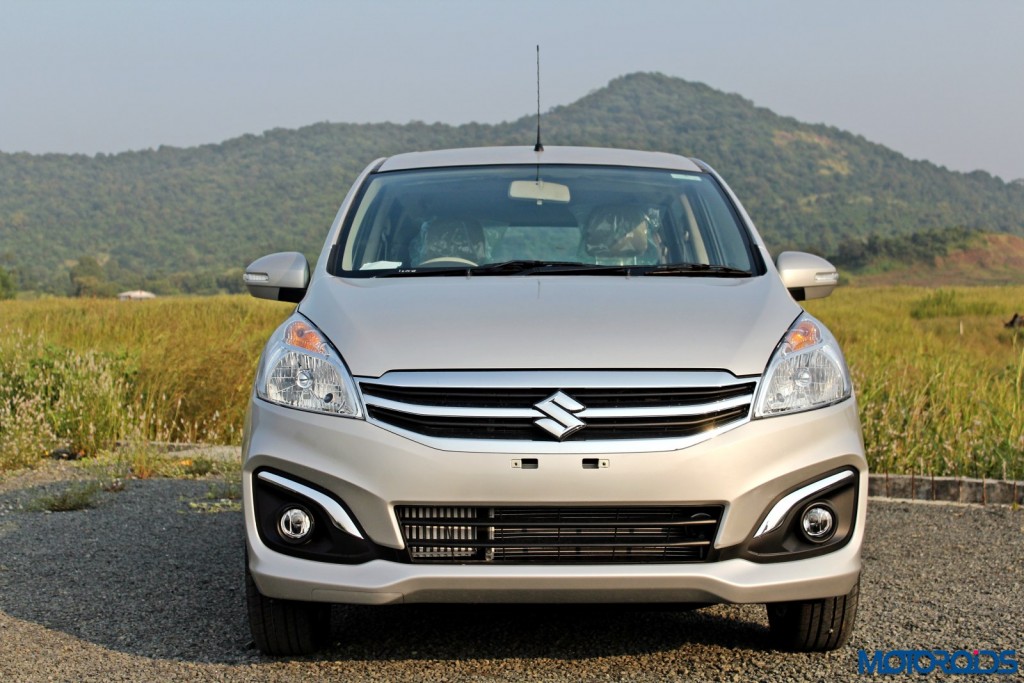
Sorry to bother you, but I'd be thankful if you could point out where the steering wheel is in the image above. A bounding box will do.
[418,257,478,266]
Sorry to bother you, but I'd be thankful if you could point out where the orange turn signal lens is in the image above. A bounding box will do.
[786,320,821,353]
[284,321,327,354]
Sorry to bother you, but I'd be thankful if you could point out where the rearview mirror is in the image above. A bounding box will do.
[776,251,839,301]
[509,180,571,203]
[244,252,309,303]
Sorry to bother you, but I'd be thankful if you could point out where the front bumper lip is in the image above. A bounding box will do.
[247,531,862,605]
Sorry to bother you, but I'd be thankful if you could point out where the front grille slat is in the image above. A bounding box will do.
[367,405,750,441]
[396,505,723,564]
[405,539,711,549]
[360,376,755,443]
[394,518,717,528]
[361,383,752,408]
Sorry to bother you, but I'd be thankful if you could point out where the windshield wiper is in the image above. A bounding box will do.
[470,260,642,276]
[643,263,752,277]
[471,261,752,277]
[469,260,583,275]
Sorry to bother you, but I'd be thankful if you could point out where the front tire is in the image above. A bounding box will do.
[245,567,332,656]
[766,580,859,651]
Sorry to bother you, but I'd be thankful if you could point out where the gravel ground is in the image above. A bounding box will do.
[0,465,1021,682]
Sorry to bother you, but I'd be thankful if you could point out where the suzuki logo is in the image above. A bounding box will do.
[534,391,586,440]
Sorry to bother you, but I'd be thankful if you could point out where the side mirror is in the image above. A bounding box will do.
[776,251,839,301]
[243,252,309,303]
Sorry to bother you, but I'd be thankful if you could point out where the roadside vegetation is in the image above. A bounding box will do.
[806,286,1024,481]
[22,453,242,513]
[1,289,1022,480]
[0,295,284,491]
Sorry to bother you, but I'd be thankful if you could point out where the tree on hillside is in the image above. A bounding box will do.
[0,266,15,299]
[69,256,116,298]
[830,226,979,270]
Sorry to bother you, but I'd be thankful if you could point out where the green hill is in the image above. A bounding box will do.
[835,231,1024,286]
[1,72,1023,295]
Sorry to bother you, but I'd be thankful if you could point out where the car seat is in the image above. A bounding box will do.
[580,205,658,265]
[414,218,486,265]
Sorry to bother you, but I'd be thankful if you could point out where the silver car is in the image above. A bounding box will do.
[242,146,866,655]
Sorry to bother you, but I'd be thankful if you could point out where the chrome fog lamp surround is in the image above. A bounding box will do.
[278,506,314,543]
[800,503,836,543]
[754,470,854,538]
[257,470,364,539]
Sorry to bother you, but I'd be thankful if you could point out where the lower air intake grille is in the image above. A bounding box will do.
[395,505,722,564]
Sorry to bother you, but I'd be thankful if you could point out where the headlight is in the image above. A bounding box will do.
[255,314,362,418]
[753,313,851,418]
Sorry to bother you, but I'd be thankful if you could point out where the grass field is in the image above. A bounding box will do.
[1,288,1022,479]
[0,296,285,470]
[806,286,1024,481]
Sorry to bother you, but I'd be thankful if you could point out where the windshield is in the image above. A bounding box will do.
[334,165,761,277]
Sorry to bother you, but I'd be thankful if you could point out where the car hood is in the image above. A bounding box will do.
[299,275,802,378]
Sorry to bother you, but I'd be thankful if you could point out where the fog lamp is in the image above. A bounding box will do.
[800,504,835,543]
[278,505,314,543]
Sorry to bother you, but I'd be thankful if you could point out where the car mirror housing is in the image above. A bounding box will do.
[776,251,839,301]
[244,251,310,303]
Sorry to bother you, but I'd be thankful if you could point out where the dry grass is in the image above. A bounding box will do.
[0,295,286,469]
[2,289,1022,479]
[806,285,1024,480]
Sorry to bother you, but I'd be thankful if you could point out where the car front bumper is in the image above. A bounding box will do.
[243,396,867,605]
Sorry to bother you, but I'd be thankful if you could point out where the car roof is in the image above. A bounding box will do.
[376,146,704,173]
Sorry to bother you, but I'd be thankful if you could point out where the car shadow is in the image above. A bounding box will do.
[0,479,773,665]
[326,602,774,663]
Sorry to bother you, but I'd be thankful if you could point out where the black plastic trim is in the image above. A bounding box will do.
[252,467,402,565]
[715,467,860,564]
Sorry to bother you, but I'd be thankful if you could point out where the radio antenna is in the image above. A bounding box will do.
[534,45,544,152]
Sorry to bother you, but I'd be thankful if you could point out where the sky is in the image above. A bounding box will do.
[2,0,1023,181]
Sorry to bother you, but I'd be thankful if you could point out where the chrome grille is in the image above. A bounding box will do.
[359,371,755,449]
[395,505,723,564]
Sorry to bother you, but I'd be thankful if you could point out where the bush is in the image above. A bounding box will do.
[909,289,999,319]
[0,296,283,471]
[0,333,135,469]
[27,482,102,512]
[0,266,14,299]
